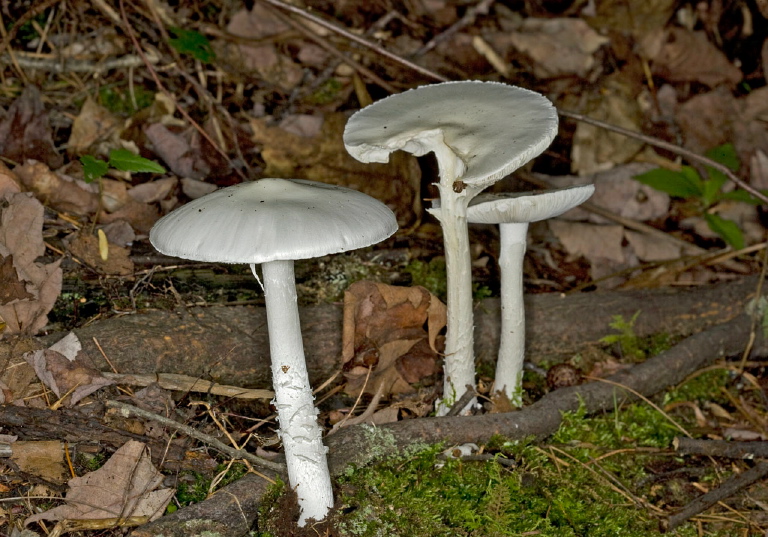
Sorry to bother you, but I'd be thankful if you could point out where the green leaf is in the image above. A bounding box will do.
[108,149,165,174]
[720,189,766,205]
[701,170,728,207]
[80,155,109,183]
[705,143,740,171]
[704,213,744,250]
[633,167,702,198]
[168,27,215,63]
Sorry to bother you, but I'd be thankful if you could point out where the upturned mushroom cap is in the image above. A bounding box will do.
[343,81,558,190]
[149,178,398,264]
[466,184,595,224]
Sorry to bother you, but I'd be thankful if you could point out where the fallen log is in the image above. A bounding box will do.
[0,276,756,389]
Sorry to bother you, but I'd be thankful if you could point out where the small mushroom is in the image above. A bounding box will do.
[344,81,558,414]
[465,185,594,405]
[149,178,397,525]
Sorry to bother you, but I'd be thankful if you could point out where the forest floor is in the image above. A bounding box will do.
[1,0,768,535]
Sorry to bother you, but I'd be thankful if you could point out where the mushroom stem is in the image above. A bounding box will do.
[428,143,478,416]
[257,260,333,526]
[495,222,529,406]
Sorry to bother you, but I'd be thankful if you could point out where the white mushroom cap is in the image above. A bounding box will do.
[149,178,398,264]
[466,184,595,224]
[343,81,558,190]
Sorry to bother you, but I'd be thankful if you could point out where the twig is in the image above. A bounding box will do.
[413,0,496,56]
[446,385,476,417]
[557,109,768,205]
[105,400,285,474]
[102,372,274,400]
[258,0,447,83]
[661,461,768,532]
[673,437,768,459]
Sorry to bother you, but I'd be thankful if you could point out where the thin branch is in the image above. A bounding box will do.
[105,400,286,475]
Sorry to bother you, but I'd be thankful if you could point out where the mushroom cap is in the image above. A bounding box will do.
[464,184,595,224]
[343,81,558,190]
[149,178,398,264]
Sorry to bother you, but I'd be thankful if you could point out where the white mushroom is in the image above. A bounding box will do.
[149,178,397,525]
[466,185,595,405]
[343,81,558,414]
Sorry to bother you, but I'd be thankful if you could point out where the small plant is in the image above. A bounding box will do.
[168,27,215,63]
[80,148,165,183]
[403,258,447,301]
[600,311,645,360]
[633,143,762,250]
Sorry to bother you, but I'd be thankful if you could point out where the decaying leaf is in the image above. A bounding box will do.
[342,281,446,397]
[144,123,209,180]
[504,18,609,78]
[14,161,99,216]
[66,231,134,276]
[10,441,66,485]
[250,113,422,226]
[0,86,63,168]
[24,332,114,405]
[25,440,174,526]
[68,98,122,156]
[0,192,62,338]
[646,28,742,88]
[570,74,645,175]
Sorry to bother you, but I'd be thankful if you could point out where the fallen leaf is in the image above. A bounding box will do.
[144,123,209,180]
[10,441,66,485]
[66,231,134,276]
[0,192,62,338]
[0,161,21,197]
[250,113,422,226]
[504,18,609,78]
[221,6,303,91]
[128,177,178,204]
[624,230,681,262]
[25,440,174,526]
[0,86,62,168]
[68,98,122,156]
[570,73,645,175]
[14,161,99,216]
[342,282,446,396]
[647,28,742,88]
[24,332,114,405]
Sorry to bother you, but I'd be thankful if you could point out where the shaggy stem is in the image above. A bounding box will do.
[259,260,333,525]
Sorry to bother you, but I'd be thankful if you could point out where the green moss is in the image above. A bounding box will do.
[403,258,447,302]
[99,85,154,115]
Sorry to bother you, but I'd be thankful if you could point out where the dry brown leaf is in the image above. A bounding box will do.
[99,198,160,235]
[570,74,644,175]
[144,123,209,180]
[648,28,742,88]
[250,113,421,226]
[66,231,134,276]
[0,86,62,168]
[14,161,99,215]
[25,440,173,526]
[221,6,303,91]
[24,332,114,406]
[504,18,609,78]
[68,98,122,156]
[342,281,446,397]
[0,161,21,198]
[10,441,66,485]
[0,192,62,338]
[128,177,178,204]
[624,230,681,262]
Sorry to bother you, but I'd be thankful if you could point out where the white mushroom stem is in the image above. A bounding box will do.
[257,260,333,526]
[495,222,529,406]
[427,143,478,416]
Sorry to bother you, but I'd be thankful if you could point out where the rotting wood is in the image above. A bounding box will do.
[1,276,756,389]
[130,470,281,537]
[674,437,768,459]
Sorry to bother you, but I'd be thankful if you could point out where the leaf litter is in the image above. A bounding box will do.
[0,0,766,534]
